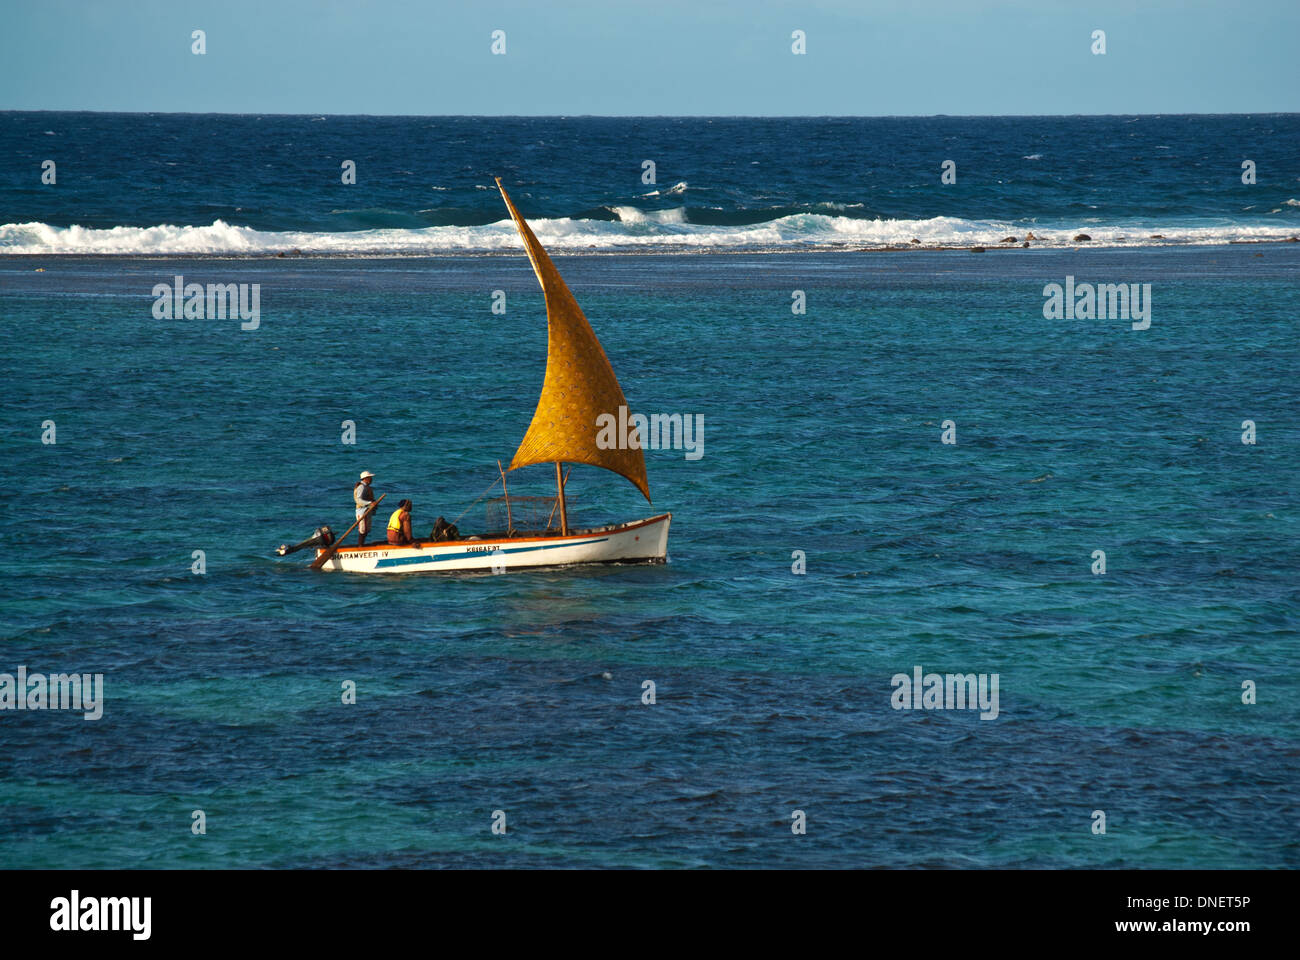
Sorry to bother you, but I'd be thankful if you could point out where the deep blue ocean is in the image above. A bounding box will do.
[1,114,1298,869]
[1,113,1298,252]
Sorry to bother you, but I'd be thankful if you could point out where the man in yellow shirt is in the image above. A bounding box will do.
[387,499,415,546]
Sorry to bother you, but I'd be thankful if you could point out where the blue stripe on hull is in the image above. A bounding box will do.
[371,536,610,569]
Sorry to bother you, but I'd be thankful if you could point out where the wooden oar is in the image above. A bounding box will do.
[310,493,386,571]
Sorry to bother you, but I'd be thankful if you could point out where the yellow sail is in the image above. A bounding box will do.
[496,178,651,502]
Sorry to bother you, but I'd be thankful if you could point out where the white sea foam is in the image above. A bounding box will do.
[608,206,690,226]
[1,215,1296,256]
[640,181,687,198]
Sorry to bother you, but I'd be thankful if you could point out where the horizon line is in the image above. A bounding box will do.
[3,109,1298,120]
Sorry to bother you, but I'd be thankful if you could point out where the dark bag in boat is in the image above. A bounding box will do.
[430,517,459,542]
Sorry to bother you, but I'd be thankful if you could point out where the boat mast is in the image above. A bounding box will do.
[555,461,569,536]
[498,459,514,536]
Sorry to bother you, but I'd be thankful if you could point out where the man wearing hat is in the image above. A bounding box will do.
[353,471,378,546]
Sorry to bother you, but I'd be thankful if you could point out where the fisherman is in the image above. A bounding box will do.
[387,499,415,546]
[353,470,377,546]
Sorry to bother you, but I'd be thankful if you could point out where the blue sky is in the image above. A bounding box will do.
[1,0,1295,115]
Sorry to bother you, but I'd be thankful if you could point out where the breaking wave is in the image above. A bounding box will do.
[2,214,1297,256]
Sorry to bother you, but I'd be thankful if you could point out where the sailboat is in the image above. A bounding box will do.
[305,178,671,574]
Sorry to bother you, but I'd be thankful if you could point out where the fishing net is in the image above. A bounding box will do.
[483,495,576,536]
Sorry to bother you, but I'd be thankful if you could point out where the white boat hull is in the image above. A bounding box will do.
[315,513,671,574]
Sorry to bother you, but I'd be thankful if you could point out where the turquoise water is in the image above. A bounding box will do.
[1,244,1297,868]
